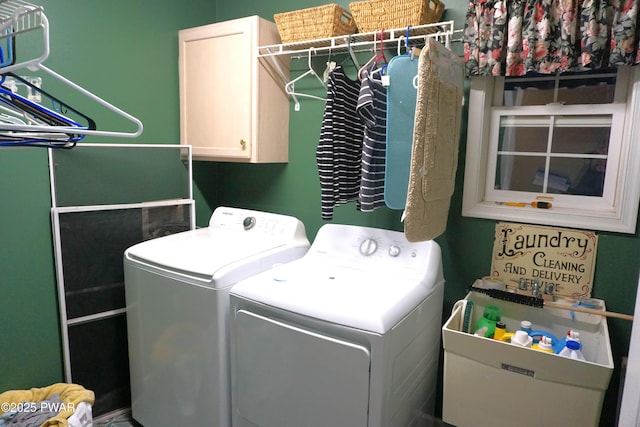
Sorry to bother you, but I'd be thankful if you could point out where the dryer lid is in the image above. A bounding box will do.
[231,259,443,334]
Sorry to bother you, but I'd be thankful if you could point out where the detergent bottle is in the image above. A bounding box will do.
[510,330,533,347]
[554,330,581,354]
[475,305,502,338]
[493,321,507,340]
[558,340,586,361]
[532,336,554,353]
[520,320,532,334]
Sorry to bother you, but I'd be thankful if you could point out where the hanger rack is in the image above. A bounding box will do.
[0,0,143,145]
[258,21,458,109]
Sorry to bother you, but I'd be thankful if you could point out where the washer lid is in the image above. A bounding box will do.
[125,227,293,281]
[231,259,442,334]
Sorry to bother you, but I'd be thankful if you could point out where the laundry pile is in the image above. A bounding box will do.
[0,394,63,426]
[0,383,94,427]
[316,38,464,241]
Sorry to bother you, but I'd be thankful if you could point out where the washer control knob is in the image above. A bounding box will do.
[243,216,256,230]
[359,238,378,256]
[388,245,401,257]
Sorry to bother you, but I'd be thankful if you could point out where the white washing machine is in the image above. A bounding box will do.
[123,207,310,427]
[229,224,445,427]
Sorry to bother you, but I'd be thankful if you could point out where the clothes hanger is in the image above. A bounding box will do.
[0,88,41,126]
[0,3,143,139]
[368,62,388,86]
[337,34,360,80]
[0,36,15,69]
[358,29,387,81]
[0,69,101,147]
[0,63,143,138]
[284,47,326,111]
[9,72,94,129]
[0,97,82,147]
[322,45,336,82]
[397,26,421,59]
[0,73,94,130]
[0,131,75,148]
[0,85,79,147]
[346,34,360,70]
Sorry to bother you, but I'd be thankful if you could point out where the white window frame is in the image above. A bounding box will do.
[462,66,640,233]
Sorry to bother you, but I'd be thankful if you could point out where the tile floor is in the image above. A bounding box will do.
[93,408,141,427]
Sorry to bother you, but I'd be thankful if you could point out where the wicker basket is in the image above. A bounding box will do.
[348,0,445,33]
[274,4,357,44]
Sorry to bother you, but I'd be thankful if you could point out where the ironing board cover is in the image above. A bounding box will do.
[384,54,420,210]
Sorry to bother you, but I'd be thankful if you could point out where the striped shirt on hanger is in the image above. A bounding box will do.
[357,71,387,212]
[316,66,364,220]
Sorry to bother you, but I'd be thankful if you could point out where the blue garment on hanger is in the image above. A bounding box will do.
[384,54,419,210]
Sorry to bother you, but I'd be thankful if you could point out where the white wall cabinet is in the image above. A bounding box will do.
[179,16,289,163]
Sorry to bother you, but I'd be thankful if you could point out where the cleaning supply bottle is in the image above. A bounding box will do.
[496,332,515,342]
[519,320,559,346]
[473,326,488,337]
[531,336,554,353]
[475,305,502,338]
[510,330,533,347]
[530,330,559,346]
[558,340,586,360]
[493,321,507,340]
[554,330,581,354]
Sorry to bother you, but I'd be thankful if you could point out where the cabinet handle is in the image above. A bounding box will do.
[240,139,246,149]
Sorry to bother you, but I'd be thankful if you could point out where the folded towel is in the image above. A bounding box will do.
[0,383,94,427]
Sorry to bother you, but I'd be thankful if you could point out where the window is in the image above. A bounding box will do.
[463,66,640,233]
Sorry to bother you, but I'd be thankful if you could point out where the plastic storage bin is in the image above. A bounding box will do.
[442,292,613,427]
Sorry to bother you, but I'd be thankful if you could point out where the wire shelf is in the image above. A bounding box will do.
[0,0,44,37]
[258,21,456,59]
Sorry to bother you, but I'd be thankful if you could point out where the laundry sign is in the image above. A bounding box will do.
[490,222,598,298]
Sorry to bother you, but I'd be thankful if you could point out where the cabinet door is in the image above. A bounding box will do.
[179,20,252,160]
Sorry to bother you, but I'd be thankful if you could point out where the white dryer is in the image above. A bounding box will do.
[229,224,445,427]
[123,207,309,427]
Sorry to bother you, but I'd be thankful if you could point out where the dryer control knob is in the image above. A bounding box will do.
[359,238,378,256]
[388,245,401,257]
[243,216,256,230]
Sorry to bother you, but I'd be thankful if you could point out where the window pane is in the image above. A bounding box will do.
[551,124,609,197]
[563,157,607,197]
[544,158,584,194]
[557,77,615,105]
[503,80,555,106]
[498,117,549,153]
[552,126,610,155]
[503,74,616,106]
[495,154,547,192]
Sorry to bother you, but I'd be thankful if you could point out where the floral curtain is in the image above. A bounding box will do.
[464,0,640,76]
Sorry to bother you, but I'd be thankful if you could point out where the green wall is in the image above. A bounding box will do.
[0,1,638,426]
[0,0,217,391]
[211,1,639,425]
